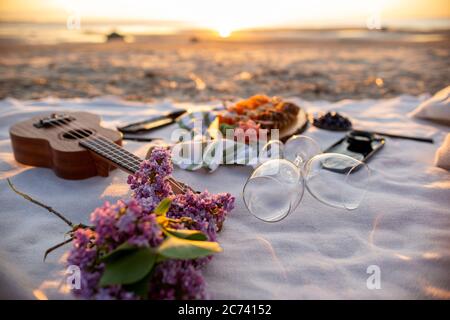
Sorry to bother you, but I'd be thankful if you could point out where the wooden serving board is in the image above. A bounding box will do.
[278,108,309,142]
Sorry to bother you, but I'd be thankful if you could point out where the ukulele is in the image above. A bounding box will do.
[9,112,188,193]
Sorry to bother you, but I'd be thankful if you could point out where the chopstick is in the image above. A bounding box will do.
[365,130,434,143]
[122,134,162,142]
[117,109,186,134]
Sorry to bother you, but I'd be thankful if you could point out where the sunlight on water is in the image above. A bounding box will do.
[218,27,232,38]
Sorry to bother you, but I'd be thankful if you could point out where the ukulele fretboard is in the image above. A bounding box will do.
[79,137,142,174]
[80,135,190,194]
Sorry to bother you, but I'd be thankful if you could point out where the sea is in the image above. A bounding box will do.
[0,19,449,45]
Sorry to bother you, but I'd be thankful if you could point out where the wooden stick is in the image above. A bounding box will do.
[369,131,434,143]
[6,178,74,228]
[44,237,74,262]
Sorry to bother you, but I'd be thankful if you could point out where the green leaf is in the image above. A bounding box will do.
[123,271,153,300]
[100,247,156,286]
[100,242,136,262]
[219,123,237,135]
[157,236,222,260]
[156,254,167,263]
[165,228,208,241]
[154,198,172,216]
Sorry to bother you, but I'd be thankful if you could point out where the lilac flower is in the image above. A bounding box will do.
[128,147,173,211]
[67,147,234,300]
[148,260,208,300]
[128,147,235,239]
[67,228,103,298]
[169,190,235,241]
[67,199,163,299]
[116,212,136,234]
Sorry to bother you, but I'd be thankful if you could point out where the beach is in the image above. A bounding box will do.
[1,33,449,103]
[1,22,450,300]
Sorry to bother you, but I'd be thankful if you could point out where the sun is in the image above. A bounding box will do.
[218,27,232,38]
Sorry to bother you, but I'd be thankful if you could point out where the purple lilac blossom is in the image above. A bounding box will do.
[67,147,234,300]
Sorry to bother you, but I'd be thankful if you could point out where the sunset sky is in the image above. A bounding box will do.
[1,0,449,32]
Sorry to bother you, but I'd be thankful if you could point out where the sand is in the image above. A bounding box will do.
[1,36,449,103]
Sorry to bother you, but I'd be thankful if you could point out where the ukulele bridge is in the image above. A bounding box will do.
[34,113,75,128]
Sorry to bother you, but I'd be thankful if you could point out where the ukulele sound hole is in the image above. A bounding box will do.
[62,129,94,140]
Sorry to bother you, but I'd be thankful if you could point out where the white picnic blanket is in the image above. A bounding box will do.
[0,95,449,299]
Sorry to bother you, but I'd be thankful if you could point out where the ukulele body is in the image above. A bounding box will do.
[9,112,122,180]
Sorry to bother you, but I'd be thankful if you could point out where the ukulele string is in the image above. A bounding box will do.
[50,118,141,171]
[43,115,187,192]
[44,117,172,182]
[48,118,147,172]
[59,120,187,192]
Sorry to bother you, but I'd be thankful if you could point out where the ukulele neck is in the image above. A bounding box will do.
[80,136,140,174]
[79,136,188,194]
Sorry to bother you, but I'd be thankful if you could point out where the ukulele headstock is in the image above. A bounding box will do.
[33,113,75,128]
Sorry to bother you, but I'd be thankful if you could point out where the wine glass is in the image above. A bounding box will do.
[243,135,371,222]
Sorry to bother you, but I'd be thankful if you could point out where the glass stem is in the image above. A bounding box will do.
[293,155,303,168]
